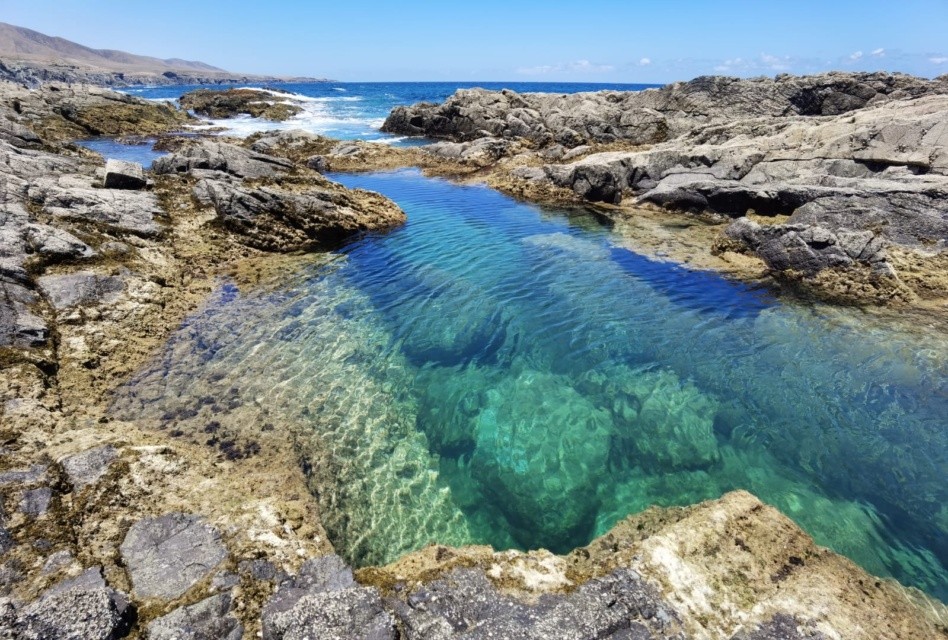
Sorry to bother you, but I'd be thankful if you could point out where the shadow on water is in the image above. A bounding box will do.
[111,169,948,601]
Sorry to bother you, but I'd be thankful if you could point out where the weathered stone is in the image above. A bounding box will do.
[390,566,684,640]
[30,175,164,236]
[0,465,46,487]
[103,159,146,189]
[14,567,133,640]
[725,218,890,275]
[238,558,287,583]
[42,550,77,575]
[384,72,948,147]
[18,487,51,516]
[38,272,124,311]
[153,140,294,179]
[181,88,303,121]
[194,177,405,252]
[730,613,828,640]
[147,593,243,640]
[262,554,395,640]
[305,155,330,172]
[0,279,47,347]
[120,513,228,601]
[60,445,118,489]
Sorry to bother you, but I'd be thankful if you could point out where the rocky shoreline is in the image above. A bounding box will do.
[0,77,946,638]
[382,72,948,309]
[0,58,326,89]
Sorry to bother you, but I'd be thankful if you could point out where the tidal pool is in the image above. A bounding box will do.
[112,169,948,600]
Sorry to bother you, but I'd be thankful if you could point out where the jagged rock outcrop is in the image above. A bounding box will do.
[155,139,406,251]
[153,139,295,178]
[385,73,948,299]
[180,88,304,121]
[0,80,191,141]
[383,72,948,146]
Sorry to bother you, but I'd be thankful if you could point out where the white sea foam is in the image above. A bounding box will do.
[190,96,378,139]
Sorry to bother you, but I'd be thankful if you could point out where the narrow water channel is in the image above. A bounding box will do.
[112,169,948,600]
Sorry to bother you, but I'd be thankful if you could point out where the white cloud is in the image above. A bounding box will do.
[871,48,886,57]
[517,59,613,75]
[930,56,948,65]
[638,57,652,66]
[760,53,791,71]
[850,51,864,61]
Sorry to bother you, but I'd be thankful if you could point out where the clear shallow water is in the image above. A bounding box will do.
[76,137,166,167]
[112,170,948,600]
[127,81,661,141]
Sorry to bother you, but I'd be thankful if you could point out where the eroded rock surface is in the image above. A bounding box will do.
[120,513,227,601]
[148,593,243,640]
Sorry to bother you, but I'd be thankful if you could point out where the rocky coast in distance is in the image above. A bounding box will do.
[0,26,947,640]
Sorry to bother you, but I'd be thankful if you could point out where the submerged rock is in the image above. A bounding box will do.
[470,370,613,550]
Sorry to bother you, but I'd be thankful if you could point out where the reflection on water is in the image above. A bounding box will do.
[112,170,948,600]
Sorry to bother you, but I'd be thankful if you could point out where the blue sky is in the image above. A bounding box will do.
[2,1,947,82]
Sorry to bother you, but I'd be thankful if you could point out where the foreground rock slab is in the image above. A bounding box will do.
[120,513,227,601]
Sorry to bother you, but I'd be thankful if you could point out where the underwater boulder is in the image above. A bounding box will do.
[415,365,498,457]
[398,287,509,368]
[580,366,721,472]
[470,369,613,551]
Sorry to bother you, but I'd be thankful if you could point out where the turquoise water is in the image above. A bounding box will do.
[112,170,948,600]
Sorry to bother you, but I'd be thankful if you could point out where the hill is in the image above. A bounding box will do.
[0,22,323,86]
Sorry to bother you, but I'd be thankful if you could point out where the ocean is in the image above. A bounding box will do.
[126,81,662,141]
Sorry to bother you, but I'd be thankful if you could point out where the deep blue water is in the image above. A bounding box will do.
[113,169,948,600]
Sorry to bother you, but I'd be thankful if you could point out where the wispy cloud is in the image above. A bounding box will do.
[871,48,886,57]
[849,50,864,61]
[930,56,948,65]
[713,53,790,73]
[516,59,614,75]
[638,57,652,66]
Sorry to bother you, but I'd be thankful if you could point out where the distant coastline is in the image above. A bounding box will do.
[0,58,330,88]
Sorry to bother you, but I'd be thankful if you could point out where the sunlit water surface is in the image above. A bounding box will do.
[111,170,948,600]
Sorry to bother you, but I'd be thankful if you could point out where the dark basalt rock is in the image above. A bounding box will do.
[192,176,405,252]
